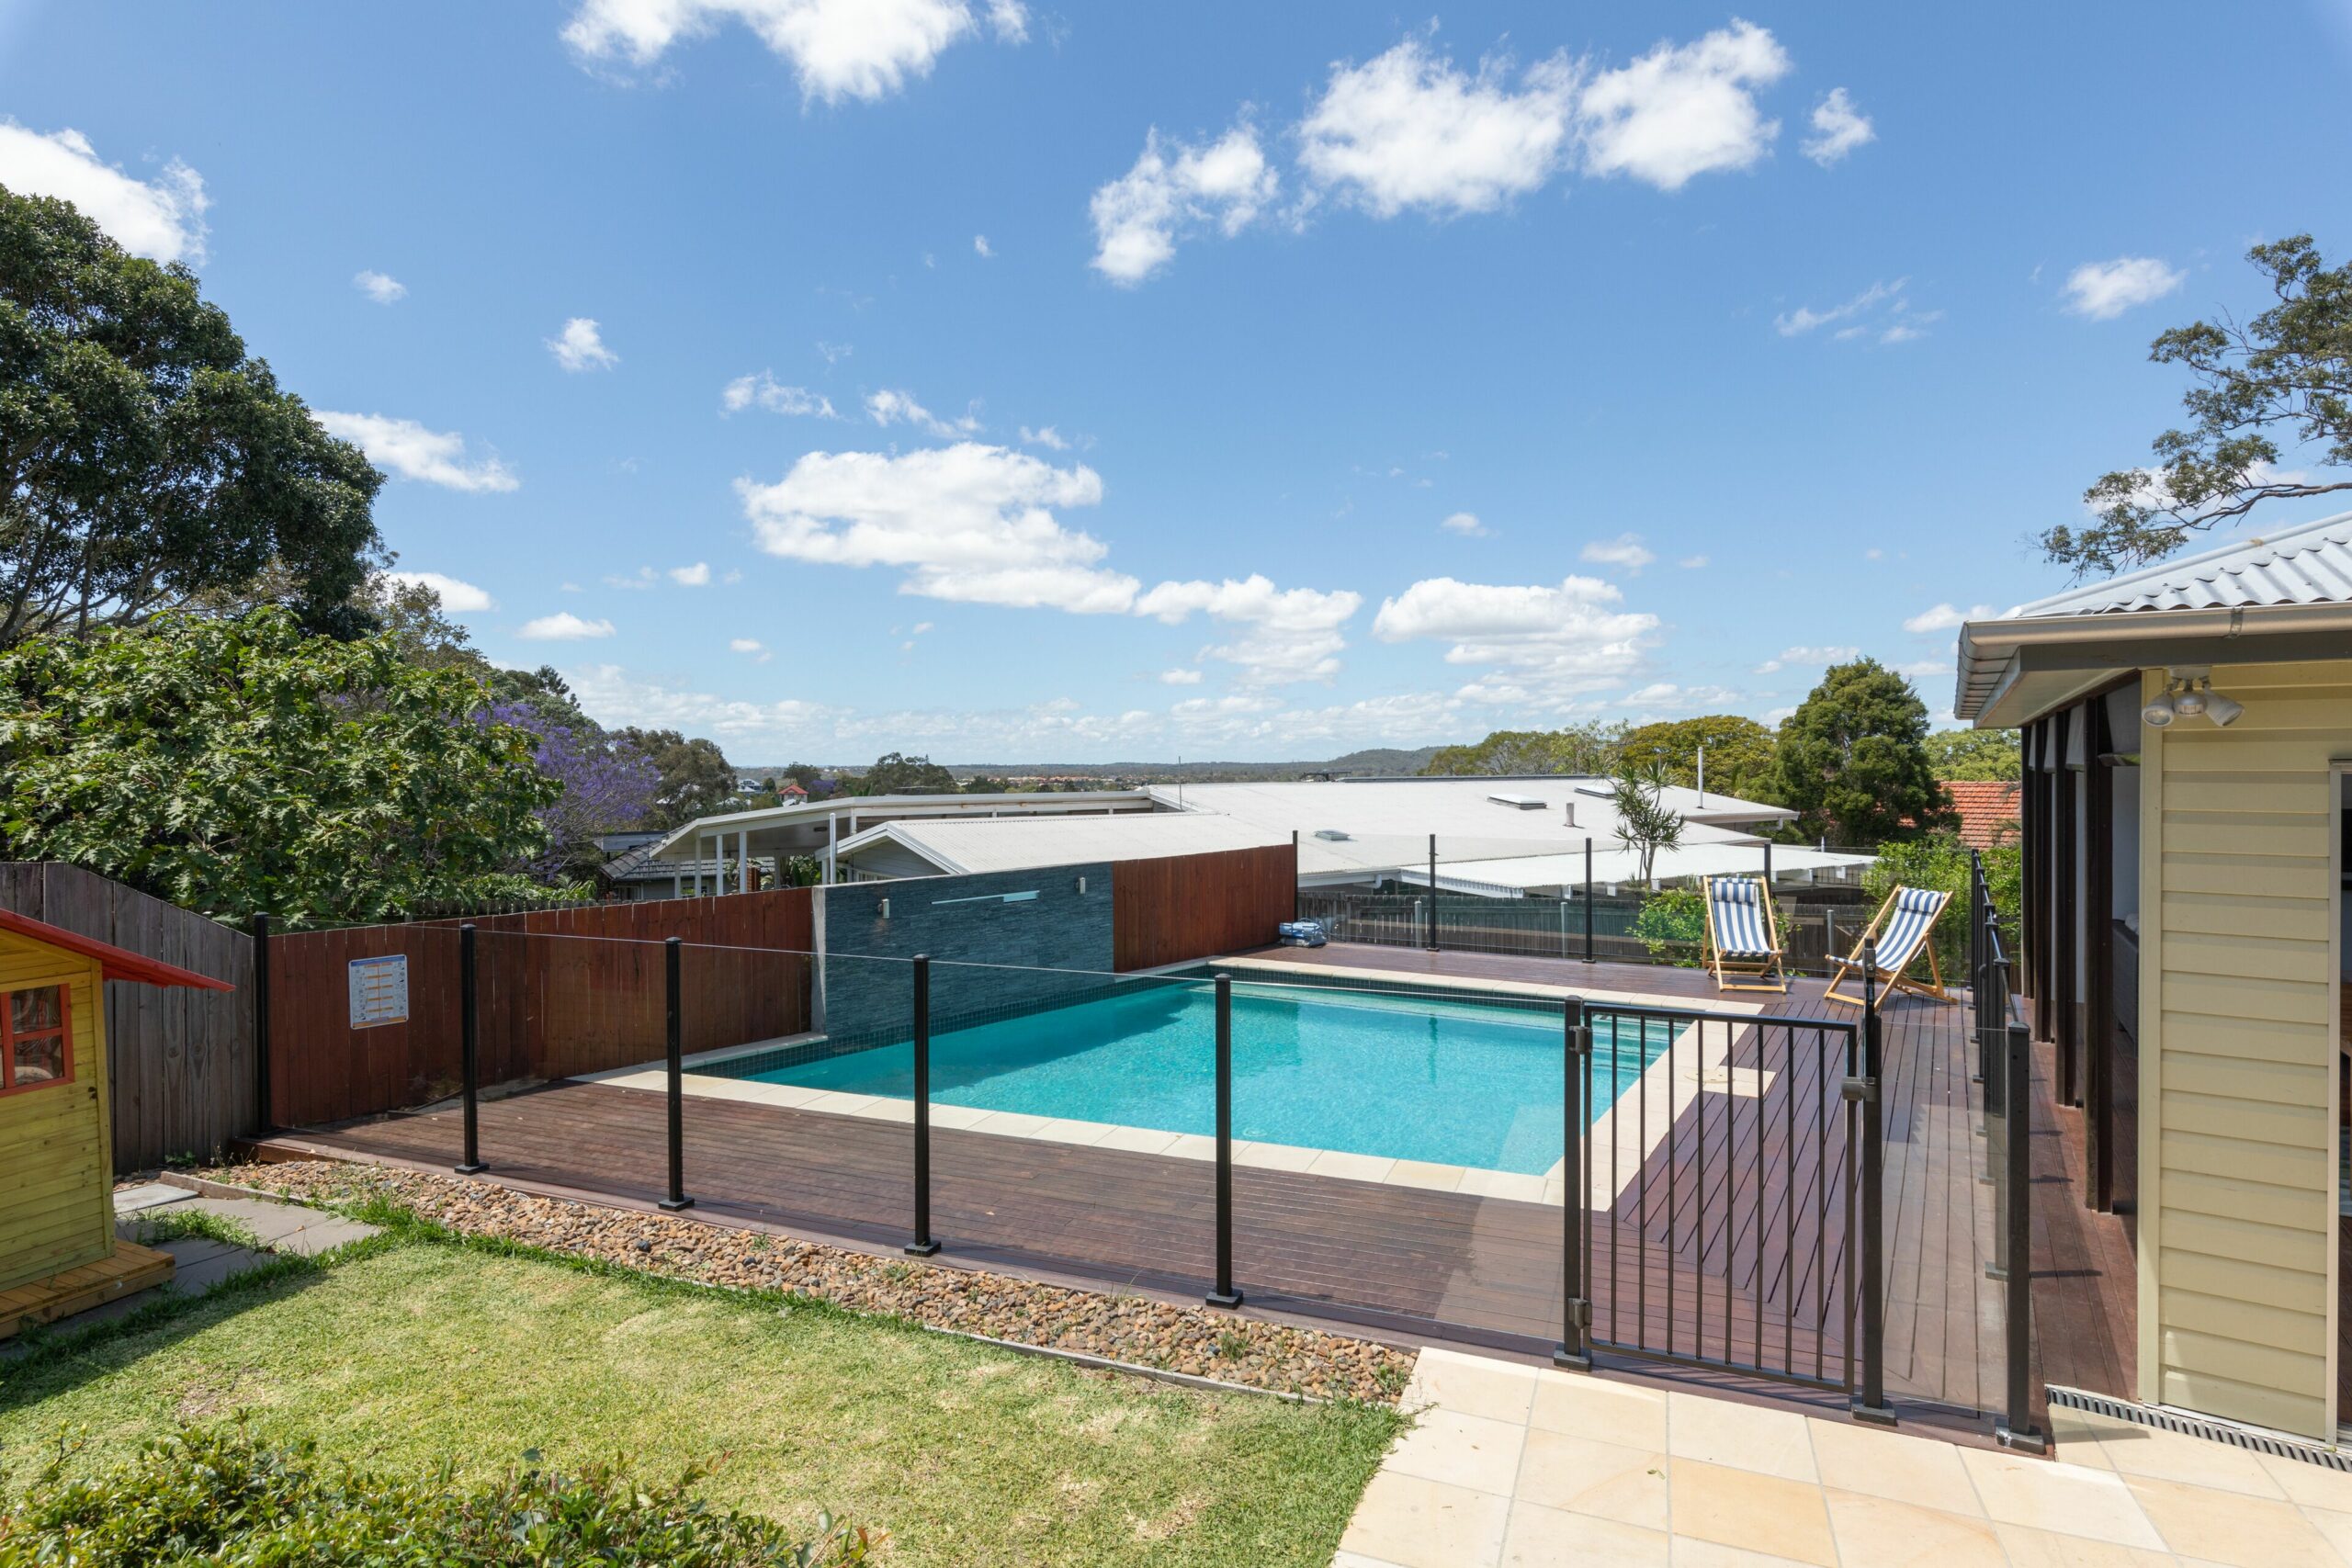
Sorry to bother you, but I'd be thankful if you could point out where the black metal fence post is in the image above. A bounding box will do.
[907,954,940,1256]
[660,935,693,1211]
[1291,830,1300,922]
[1207,973,1242,1308]
[1425,834,1440,952]
[1854,939,1893,1423]
[1582,839,1595,963]
[1999,1020,2046,1451]
[1555,997,1592,1370]
[456,923,484,1174]
[249,912,273,1136]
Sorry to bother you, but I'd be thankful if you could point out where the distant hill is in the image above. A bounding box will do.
[730,746,1446,784]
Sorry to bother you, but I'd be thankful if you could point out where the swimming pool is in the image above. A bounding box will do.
[735,977,1673,1174]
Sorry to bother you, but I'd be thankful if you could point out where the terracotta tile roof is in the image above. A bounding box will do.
[1942,779,2022,850]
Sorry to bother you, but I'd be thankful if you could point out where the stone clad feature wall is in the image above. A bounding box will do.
[819,863,1114,1046]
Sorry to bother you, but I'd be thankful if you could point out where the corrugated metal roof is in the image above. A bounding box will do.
[834,814,1291,876]
[2009,510,2352,618]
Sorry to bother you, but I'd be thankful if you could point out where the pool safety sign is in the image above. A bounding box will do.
[348,954,410,1028]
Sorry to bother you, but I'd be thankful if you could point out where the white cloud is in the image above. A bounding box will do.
[741,442,1138,614]
[1372,575,1657,704]
[0,121,208,264]
[568,663,843,741]
[1295,36,1575,218]
[1774,277,1938,344]
[1902,602,1994,634]
[548,316,619,372]
[1134,575,1363,685]
[560,0,1025,104]
[1678,554,1709,569]
[1623,682,1744,711]
[669,562,713,586]
[1090,120,1278,284]
[2063,256,2185,321]
[1020,424,1069,450]
[353,269,407,304]
[1752,643,1857,674]
[518,612,616,641]
[605,567,658,590]
[866,387,980,437]
[1159,667,1204,685]
[1800,87,1873,165]
[1439,511,1487,536]
[973,233,992,257]
[1573,20,1790,190]
[314,412,519,493]
[385,570,496,613]
[729,637,773,663]
[722,371,838,417]
[1579,532,1656,570]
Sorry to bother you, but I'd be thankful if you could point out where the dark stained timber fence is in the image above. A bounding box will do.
[0,863,254,1173]
[266,889,815,1127]
[1112,842,1296,971]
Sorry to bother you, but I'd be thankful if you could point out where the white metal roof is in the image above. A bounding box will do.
[644,788,1157,863]
[833,814,1290,876]
[2007,510,2352,618]
[1956,510,2352,724]
[1393,841,1874,893]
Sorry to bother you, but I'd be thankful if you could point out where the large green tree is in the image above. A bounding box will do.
[1923,727,2021,781]
[0,609,560,921]
[2049,234,2352,574]
[1421,722,1626,777]
[0,186,383,644]
[1617,716,1781,803]
[616,728,738,829]
[853,751,959,795]
[1772,658,1955,845]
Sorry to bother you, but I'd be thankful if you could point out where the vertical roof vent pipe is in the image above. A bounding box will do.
[1564,801,1578,829]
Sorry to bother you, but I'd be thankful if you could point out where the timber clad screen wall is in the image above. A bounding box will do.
[266,890,814,1127]
[1112,843,1296,972]
[0,863,252,1175]
[2141,659,2352,1439]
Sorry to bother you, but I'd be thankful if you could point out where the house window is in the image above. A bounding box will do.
[2,984,70,1091]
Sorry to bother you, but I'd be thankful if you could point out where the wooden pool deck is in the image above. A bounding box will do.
[263,944,2134,1429]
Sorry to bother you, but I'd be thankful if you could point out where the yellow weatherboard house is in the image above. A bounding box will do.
[0,906,233,1332]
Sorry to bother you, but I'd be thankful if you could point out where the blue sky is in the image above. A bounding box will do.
[5,1,2348,762]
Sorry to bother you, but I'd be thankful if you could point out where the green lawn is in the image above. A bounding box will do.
[0,1237,1400,1566]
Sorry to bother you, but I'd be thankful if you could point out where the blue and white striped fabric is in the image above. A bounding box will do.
[1708,877,1774,958]
[1871,886,1948,972]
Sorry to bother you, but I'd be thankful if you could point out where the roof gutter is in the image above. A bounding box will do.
[1955,600,2352,721]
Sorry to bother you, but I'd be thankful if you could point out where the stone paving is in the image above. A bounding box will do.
[1336,1348,2352,1567]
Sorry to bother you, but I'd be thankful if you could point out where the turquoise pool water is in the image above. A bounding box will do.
[740,980,1672,1174]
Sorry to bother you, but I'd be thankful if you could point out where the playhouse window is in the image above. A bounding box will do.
[2,985,69,1090]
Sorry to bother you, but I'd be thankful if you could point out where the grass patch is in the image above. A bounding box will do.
[0,1233,1399,1565]
[121,1204,266,1252]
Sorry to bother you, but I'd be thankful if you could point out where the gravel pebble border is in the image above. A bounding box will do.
[190,1161,1416,1405]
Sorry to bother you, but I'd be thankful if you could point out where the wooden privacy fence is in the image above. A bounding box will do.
[1112,842,1296,971]
[266,890,814,1127]
[0,863,254,1174]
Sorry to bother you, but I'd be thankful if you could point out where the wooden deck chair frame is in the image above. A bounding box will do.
[1701,874,1789,993]
[1824,886,1957,1008]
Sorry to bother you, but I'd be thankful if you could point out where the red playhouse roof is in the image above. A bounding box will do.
[1943,779,2023,851]
[0,908,235,991]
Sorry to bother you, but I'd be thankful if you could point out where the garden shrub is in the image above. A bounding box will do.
[0,1425,876,1566]
[1633,888,1706,965]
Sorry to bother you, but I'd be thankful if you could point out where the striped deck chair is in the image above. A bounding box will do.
[1702,874,1788,993]
[1825,886,1956,1007]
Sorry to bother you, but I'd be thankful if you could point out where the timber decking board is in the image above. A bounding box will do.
[289,944,2135,1421]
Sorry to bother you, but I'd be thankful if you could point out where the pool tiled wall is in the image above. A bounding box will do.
[818,863,1115,1048]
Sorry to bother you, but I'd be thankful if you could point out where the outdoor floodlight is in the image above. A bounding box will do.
[2146,668,2244,729]
[2141,687,2177,728]
[2201,686,2245,728]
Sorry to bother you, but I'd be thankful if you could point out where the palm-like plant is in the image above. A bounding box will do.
[1609,763,1685,888]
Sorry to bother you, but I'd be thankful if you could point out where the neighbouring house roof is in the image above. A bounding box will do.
[1940,780,2022,850]
[1956,511,2352,726]
[833,814,1291,877]
[0,908,234,990]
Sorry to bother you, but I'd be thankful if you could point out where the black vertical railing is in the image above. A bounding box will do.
[1853,942,1893,1423]
[1582,840,1595,962]
[2000,1017,2044,1452]
[1424,834,1440,952]
[456,923,484,1175]
[907,954,939,1256]
[1207,973,1242,1308]
[1555,996,1591,1370]
[1566,1000,1869,1395]
[659,935,692,1212]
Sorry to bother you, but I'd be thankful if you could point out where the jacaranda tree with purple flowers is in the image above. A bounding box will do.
[483,698,661,885]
